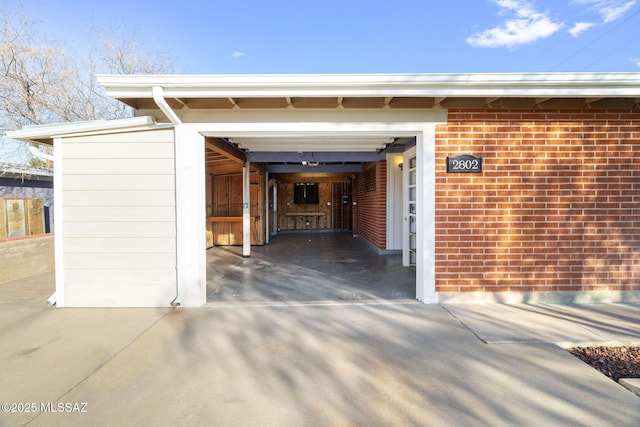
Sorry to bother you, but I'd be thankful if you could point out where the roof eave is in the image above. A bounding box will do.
[6,116,157,144]
[96,72,640,99]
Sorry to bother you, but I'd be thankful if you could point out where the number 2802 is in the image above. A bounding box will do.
[451,159,479,170]
[447,156,482,173]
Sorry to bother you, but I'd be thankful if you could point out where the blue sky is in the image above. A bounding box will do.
[6,0,640,73]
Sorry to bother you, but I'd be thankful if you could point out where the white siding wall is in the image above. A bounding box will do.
[60,128,177,306]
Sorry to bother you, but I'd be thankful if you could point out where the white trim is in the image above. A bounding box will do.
[418,127,437,303]
[53,137,65,307]
[386,153,403,251]
[403,147,416,268]
[6,116,156,143]
[194,119,443,305]
[265,172,270,245]
[174,125,207,307]
[97,72,640,99]
[197,121,440,137]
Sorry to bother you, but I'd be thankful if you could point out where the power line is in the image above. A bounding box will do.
[550,7,640,71]
[580,30,640,70]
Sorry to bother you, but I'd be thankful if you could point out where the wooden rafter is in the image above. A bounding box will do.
[205,138,246,164]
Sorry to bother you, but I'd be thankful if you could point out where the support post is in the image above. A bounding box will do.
[243,161,251,257]
[265,172,270,244]
[417,126,437,303]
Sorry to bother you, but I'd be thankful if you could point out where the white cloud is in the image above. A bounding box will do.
[467,0,564,48]
[573,0,637,23]
[630,57,640,67]
[568,21,597,36]
[601,0,636,22]
[231,51,245,58]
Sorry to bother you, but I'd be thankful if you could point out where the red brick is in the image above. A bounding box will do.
[436,108,640,294]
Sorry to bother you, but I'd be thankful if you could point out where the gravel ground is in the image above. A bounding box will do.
[568,347,640,382]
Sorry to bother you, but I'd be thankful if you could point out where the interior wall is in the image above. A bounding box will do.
[355,161,387,249]
[210,170,265,245]
[277,181,332,230]
[274,173,353,231]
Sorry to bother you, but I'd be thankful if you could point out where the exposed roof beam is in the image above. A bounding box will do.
[485,97,501,108]
[534,98,552,109]
[266,164,363,173]
[384,97,393,109]
[248,151,380,163]
[205,138,246,164]
[174,98,189,109]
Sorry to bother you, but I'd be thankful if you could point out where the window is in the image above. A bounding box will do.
[294,183,319,204]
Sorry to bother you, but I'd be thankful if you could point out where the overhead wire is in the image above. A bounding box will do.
[550,7,640,71]
[580,30,640,70]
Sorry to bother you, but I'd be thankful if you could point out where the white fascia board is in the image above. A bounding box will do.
[97,72,640,99]
[6,116,157,143]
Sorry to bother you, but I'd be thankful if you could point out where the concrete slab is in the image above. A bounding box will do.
[0,272,55,308]
[619,378,640,397]
[207,233,416,303]
[2,303,639,426]
[442,303,640,346]
[0,306,171,426]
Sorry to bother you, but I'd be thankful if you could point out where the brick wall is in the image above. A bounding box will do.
[356,161,387,249]
[436,109,640,294]
[0,234,54,283]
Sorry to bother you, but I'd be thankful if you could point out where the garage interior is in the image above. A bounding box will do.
[204,135,416,302]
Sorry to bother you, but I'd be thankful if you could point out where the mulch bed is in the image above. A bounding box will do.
[568,346,640,382]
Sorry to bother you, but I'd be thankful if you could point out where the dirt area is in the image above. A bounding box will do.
[568,346,640,382]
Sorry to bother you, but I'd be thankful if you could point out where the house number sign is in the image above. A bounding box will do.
[446,154,483,173]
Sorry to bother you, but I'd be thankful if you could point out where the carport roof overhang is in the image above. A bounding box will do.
[8,72,640,146]
[96,72,640,111]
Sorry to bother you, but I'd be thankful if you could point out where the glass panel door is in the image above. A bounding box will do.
[403,147,417,266]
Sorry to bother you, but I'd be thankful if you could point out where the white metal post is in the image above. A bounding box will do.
[243,161,251,257]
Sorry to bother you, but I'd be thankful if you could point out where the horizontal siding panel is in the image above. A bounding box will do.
[65,269,176,287]
[63,142,174,159]
[62,158,175,175]
[62,175,175,191]
[64,128,175,144]
[63,206,176,222]
[63,221,176,238]
[63,190,175,207]
[63,283,176,307]
[63,237,176,254]
[59,128,178,307]
[64,253,176,269]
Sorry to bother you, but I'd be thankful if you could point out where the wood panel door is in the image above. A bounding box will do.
[331,180,352,230]
[212,174,244,245]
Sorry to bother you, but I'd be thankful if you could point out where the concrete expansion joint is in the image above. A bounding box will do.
[618,378,640,397]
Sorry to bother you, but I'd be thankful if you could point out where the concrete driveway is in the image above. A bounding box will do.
[1,273,640,426]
